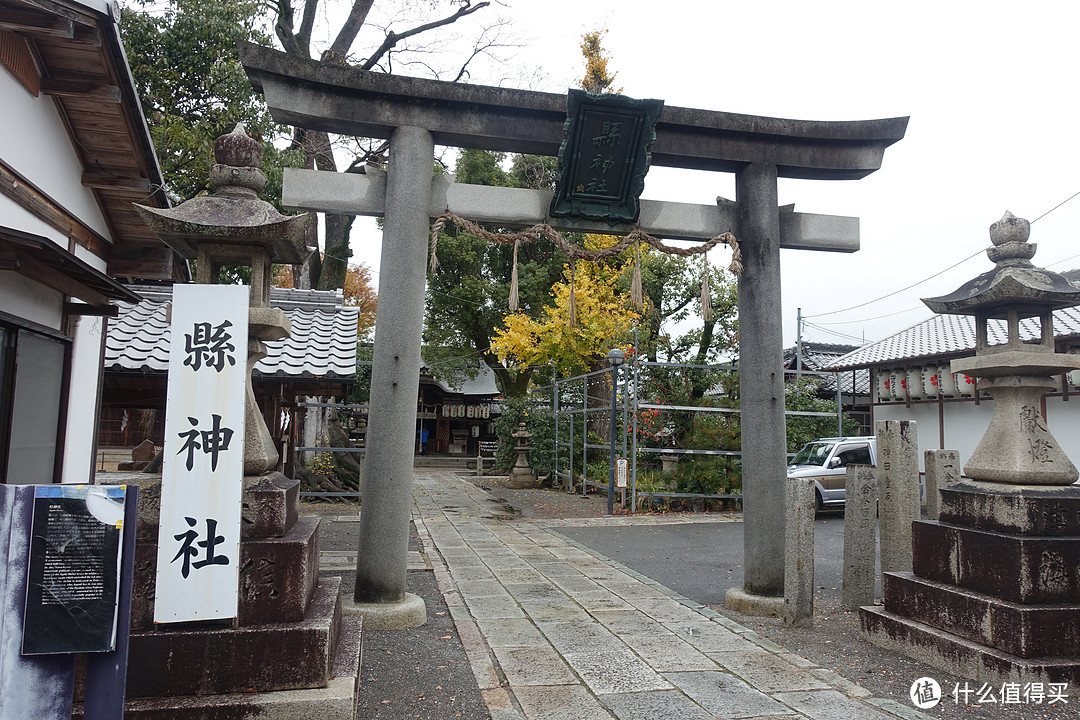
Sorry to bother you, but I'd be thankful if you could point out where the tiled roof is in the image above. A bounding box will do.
[828,306,1080,370]
[784,342,871,395]
[105,285,358,378]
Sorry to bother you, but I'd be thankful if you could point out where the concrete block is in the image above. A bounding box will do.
[876,420,920,573]
[924,449,961,521]
[842,464,877,610]
[784,476,815,627]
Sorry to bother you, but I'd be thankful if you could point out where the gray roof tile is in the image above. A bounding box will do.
[828,306,1080,370]
[105,286,358,378]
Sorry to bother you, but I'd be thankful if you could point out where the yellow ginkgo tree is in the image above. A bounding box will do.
[491,235,640,376]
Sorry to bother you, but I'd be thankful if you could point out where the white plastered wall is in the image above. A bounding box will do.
[1,66,116,483]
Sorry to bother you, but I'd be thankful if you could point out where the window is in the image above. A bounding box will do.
[0,320,70,484]
[836,444,872,467]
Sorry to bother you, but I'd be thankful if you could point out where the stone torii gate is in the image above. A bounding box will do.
[240,42,907,625]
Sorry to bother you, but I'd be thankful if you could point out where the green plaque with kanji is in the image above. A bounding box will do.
[550,89,664,224]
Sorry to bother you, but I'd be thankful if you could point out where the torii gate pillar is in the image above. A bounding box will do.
[239,41,906,622]
[736,162,786,599]
[348,126,433,626]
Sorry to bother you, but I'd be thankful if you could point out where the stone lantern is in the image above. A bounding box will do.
[507,422,538,488]
[135,124,312,475]
[862,212,1080,690]
[923,211,1080,484]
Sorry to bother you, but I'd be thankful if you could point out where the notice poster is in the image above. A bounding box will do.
[154,284,248,623]
[22,485,126,655]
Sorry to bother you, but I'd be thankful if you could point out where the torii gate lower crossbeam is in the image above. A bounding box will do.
[241,43,906,625]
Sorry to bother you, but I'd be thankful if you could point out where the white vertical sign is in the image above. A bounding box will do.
[154,285,248,623]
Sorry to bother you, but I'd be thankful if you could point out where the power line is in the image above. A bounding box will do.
[805,248,984,319]
[810,304,927,325]
[804,189,1080,321]
[802,321,866,344]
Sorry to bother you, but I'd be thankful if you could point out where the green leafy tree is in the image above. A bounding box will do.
[785,376,858,452]
[424,149,566,397]
[121,0,299,205]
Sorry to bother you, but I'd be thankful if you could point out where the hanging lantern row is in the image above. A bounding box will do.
[428,211,741,325]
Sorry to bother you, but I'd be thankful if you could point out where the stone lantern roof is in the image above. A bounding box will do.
[134,124,311,265]
[923,212,1080,318]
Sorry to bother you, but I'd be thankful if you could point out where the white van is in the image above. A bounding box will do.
[786,436,877,511]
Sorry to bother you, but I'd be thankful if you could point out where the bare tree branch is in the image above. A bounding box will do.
[297,0,320,56]
[361,1,489,71]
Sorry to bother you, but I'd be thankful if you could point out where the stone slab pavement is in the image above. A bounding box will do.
[409,469,931,720]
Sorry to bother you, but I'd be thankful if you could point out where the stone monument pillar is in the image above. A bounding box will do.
[98,125,364,719]
[861,212,1080,691]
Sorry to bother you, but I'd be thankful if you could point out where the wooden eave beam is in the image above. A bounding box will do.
[41,70,120,103]
[0,8,73,38]
[0,249,110,306]
[64,301,117,317]
[82,171,151,193]
[0,160,110,251]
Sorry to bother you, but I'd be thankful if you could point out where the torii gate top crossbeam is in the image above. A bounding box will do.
[239,42,907,180]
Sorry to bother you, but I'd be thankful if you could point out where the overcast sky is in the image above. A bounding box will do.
[342,0,1080,350]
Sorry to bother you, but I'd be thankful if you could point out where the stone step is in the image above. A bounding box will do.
[130,515,322,630]
[412,455,477,468]
[913,519,1080,604]
[882,571,1080,659]
[76,611,363,720]
[123,576,343,698]
[861,605,1080,689]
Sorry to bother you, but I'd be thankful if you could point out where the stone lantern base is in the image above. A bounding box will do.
[84,472,363,719]
[506,467,540,489]
[861,480,1080,688]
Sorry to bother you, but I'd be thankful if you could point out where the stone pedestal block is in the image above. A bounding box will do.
[914,519,1080,604]
[124,577,342,699]
[910,520,960,585]
[883,572,1080,659]
[128,515,322,630]
[940,481,1080,536]
[105,472,300,541]
[77,616,362,720]
[242,471,300,538]
[239,515,320,625]
[861,606,1080,688]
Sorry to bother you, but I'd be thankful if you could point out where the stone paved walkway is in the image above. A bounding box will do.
[410,469,930,720]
